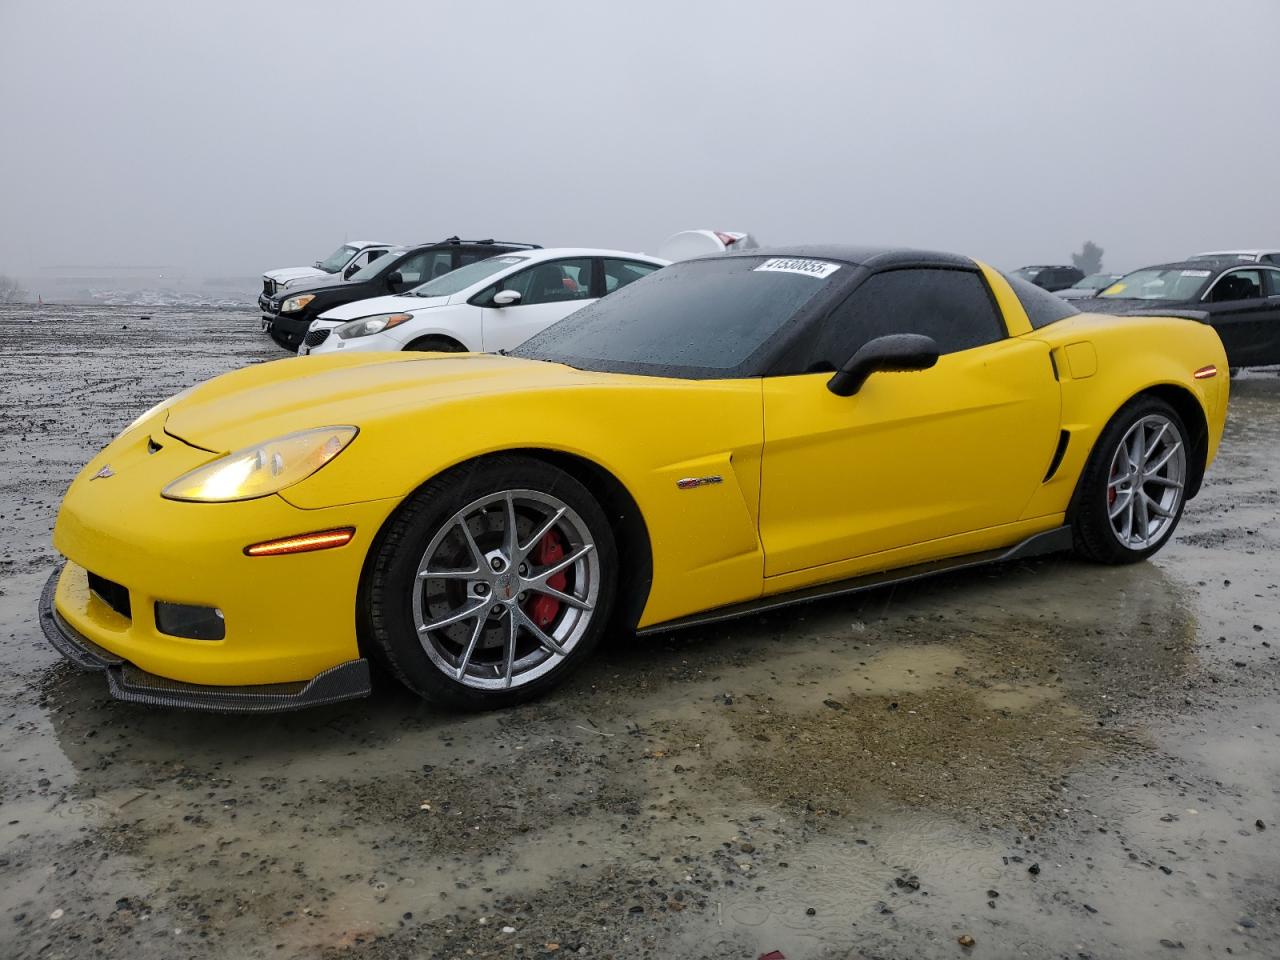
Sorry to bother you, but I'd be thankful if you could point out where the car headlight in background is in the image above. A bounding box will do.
[335,313,413,340]
[161,426,358,502]
[281,294,316,313]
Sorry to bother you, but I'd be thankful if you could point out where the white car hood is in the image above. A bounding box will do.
[315,293,450,323]
[265,266,329,286]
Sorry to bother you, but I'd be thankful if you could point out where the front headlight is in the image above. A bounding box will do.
[281,294,316,313]
[161,426,358,502]
[335,313,412,340]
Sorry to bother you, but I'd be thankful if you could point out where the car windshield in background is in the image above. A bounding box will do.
[1099,268,1211,301]
[317,245,359,273]
[347,249,407,282]
[512,256,842,377]
[1011,267,1042,280]
[1074,273,1118,290]
[410,255,526,297]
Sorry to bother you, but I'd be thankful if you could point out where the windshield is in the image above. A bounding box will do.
[1074,273,1118,290]
[409,255,527,297]
[1099,268,1211,301]
[1011,267,1042,280]
[347,248,407,282]
[317,244,358,273]
[512,255,842,377]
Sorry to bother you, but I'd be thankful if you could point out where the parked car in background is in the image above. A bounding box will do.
[264,238,541,351]
[1087,258,1280,369]
[1056,272,1124,300]
[657,229,759,261]
[260,241,395,303]
[299,248,667,356]
[1188,249,1280,266]
[1010,264,1086,292]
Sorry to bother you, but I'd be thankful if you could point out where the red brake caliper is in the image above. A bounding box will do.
[527,529,566,628]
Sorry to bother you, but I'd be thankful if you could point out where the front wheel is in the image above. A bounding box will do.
[1071,396,1190,564]
[361,456,617,709]
[404,336,465,353]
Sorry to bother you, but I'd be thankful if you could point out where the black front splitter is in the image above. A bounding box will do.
[38,568,371,714]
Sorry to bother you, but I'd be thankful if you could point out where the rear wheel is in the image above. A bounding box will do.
[404,336,465,353]
[362,457,616,708]
[1071,396,1189,564]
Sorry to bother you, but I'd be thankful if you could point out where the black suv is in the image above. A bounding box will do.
[1010,264,1085,292]
[263,237,540,351]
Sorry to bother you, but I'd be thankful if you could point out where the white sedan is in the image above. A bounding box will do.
[298,248,667,356]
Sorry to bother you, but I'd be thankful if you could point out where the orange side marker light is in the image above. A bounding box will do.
[244,527,355,557]
[1193,365,1218,380]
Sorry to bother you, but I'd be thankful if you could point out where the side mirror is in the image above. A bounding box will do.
[386,271,404,289]
[492,289,522,307]
[827,334,939,397]
[344,265,359,279]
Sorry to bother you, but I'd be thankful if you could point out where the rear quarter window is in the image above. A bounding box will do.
[1004,274,1079,329]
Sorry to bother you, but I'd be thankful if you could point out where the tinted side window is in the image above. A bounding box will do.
[423,251,453,283]
[475,258,593,306]
[389,252,429,287]
[808,269,1004,369]
[1208,269,1263,303]
[603,258,660,293]
[1005,274,1079,329]
[1264,270,1280,296]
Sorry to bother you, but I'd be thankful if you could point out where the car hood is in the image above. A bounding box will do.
[317,294,450,322]
[287,272,352,292]
[162,351,605,454]
[264,267,330,285]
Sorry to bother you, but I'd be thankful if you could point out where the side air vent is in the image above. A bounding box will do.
[1043,430,1070,482]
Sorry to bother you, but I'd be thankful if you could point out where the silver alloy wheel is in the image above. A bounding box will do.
[1106,413,1187,550]
[412,489,600,690]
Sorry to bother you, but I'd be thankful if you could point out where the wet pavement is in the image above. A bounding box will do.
[1,304,1277,959]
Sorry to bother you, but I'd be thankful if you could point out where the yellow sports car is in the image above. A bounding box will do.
[39,246,1229,712]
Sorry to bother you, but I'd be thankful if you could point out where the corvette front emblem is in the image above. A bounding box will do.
[91,465,115,480]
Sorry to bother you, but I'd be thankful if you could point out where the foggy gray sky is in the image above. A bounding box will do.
[2,0,1277,281]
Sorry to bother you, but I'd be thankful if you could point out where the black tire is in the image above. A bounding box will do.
[360,455,617,709]
[1071,395,1190,565]
[404,336,465,353]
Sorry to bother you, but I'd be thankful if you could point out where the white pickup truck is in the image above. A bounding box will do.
[259,241,395,305]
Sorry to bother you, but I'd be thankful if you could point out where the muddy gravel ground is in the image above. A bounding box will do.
[1,304,1278,960]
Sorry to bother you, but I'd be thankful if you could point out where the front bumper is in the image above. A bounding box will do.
[269,312,311,349]
[303,328,402,356]
[39,568,372,713]
[50,424,402,690]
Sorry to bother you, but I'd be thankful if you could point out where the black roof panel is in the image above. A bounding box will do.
[1129,258,1264,275]
[708,244,975,270]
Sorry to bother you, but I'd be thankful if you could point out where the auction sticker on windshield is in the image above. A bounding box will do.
[754,257,841,279]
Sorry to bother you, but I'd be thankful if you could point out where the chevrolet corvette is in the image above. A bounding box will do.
[39,246,1229,712]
